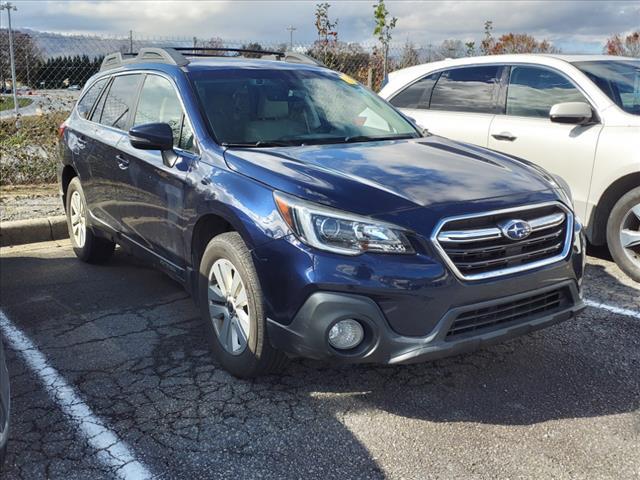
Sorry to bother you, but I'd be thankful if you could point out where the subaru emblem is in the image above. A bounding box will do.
[499,219,532,241]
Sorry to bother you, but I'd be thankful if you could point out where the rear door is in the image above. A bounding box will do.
[67,77,109,206]
[487,65,602,220]
[81,73,143,232]
[115,73,197,270]
[389,65,505,147]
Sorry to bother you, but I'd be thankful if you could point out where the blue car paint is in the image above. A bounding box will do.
[58,57,585,364]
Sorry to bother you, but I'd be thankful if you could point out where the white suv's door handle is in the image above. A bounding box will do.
[492,132,517,142]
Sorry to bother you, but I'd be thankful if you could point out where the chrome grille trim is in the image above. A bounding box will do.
[431,202,574,281]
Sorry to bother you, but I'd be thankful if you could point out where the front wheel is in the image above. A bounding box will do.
[606,186,640,283]
[65,177,115,264]
[198,232,287,378]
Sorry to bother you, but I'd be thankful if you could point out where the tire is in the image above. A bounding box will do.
[198,232,287,378]
[65,177,115,264]
[606,186,640,283]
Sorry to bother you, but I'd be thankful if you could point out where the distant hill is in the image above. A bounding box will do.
[17,28,194,59]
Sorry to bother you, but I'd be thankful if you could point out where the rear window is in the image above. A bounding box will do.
[76,78,107,119]
[389,72,440,109]
[430,66,502,114]
[94,74,142,130]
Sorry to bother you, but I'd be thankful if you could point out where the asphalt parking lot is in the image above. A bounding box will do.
[0,240,638,479]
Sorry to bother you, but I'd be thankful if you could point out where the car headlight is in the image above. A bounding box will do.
[552,174,574,208]
[274,192,415,255]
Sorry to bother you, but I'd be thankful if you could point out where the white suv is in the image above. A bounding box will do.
[380,54,640,282]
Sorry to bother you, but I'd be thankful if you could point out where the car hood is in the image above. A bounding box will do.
[223,136,556,216]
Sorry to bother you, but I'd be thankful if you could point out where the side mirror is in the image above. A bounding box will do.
[128,123,178,167]
[549,102,594,125]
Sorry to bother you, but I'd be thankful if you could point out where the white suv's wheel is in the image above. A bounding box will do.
[65,177,115,264]
[607,187,640,283]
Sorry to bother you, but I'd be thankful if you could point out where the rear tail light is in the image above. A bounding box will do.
[58,122,67,139]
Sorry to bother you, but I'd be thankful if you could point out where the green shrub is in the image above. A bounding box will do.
[0,111,69,185]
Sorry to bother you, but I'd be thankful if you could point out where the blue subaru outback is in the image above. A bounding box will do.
[58,47,586,377]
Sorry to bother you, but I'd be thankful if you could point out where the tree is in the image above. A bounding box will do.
[373,0,397,78]
[242,42,264,58]
[436,39,466,59]
[480,20,494,55]
[490,33,558,54]
[604,31,640,57]
[398,41,419,68]
[0,30,43,88]
[314,2,338,44]
[465,41,476,57]
[195,37,226,56]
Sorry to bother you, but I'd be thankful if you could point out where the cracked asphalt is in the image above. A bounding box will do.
[0,240,638,479]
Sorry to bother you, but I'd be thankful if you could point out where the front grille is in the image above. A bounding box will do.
[434,203,572,280]
[446,288,569,338]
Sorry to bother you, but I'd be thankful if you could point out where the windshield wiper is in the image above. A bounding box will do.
[222,140,298,148]
[343,134,417,143]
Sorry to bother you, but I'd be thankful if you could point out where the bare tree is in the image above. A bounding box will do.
[604,31,640,57]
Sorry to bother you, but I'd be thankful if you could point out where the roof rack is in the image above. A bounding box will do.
[100,47,323,71]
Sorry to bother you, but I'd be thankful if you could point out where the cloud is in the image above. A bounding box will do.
[5,0,640,52]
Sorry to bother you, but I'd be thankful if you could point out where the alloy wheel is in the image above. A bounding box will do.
[70,190,86,248]
[620,203,640,270]
[207,258,250,355]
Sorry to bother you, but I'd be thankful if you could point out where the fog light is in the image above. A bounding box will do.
[328,319,364,350]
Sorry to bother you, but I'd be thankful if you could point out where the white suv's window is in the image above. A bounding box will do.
[574,60,640,115]
[507,66,586,118]
[389,72,441,109]
[430,66,502,114]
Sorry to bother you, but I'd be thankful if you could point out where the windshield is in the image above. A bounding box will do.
[189,67,420,146]
[573,60,640,115]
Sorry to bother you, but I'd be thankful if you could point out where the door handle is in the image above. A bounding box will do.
[492,132,517,142]
[116,154,130,170]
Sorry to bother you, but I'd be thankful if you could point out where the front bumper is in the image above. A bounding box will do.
[267,280,585,364]
[258,211,586,364]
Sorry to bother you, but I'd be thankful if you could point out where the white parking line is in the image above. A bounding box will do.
[0,310,156,480]
[585,299,640,320]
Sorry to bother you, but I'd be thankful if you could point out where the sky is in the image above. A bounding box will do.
[2,0,639,53]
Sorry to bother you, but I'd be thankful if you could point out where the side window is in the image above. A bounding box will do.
[430,66,502,114]
[389,72,440,109]
[90,79,109,123]
[134,75,194,151]
[76,78,107,119]
[98,74,142,130]
[507,66,586,118]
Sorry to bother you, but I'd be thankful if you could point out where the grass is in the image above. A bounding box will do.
[0,111,69,185]
[0,95,33,112]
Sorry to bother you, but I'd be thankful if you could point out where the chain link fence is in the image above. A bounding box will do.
[1,30,454,97]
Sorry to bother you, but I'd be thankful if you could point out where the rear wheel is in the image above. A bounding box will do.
[198,232,287,378]
[65,177,115,264]
[606,186,640,283]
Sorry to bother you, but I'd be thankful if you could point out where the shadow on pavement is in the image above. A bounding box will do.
[1,247,638,478]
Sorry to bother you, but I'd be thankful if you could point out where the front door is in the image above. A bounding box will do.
[117,73,197,269]
[487,65,602,220]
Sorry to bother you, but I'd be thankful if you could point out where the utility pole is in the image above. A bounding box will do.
[1,2,19,118]
[129,29,133,54]
[286,25,296,50]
